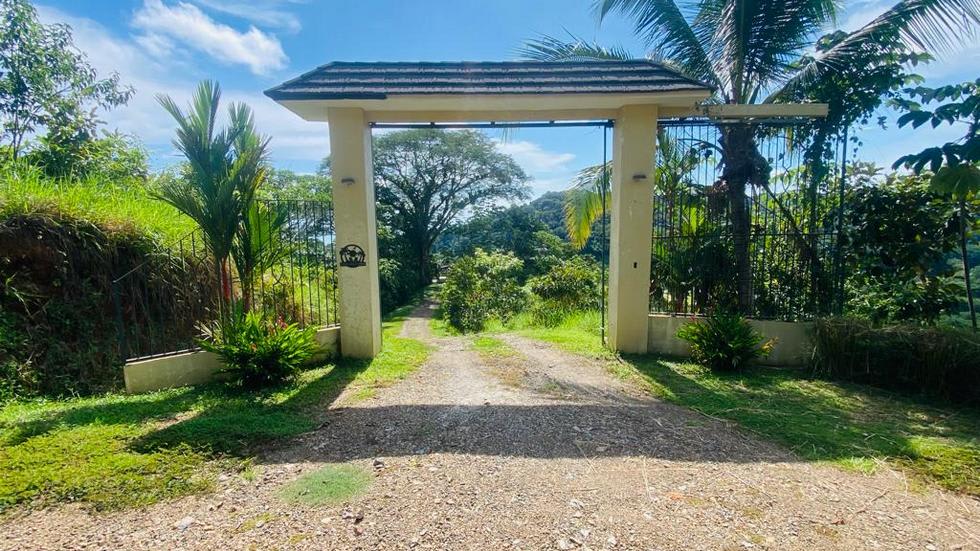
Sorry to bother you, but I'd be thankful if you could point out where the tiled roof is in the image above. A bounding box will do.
[265,60,713,100]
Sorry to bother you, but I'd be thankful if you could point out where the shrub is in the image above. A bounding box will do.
[199,308,318,389]
[440,249,528,332]
[527,256,600,326]
[810,317,980,404]
[676,311,774,372]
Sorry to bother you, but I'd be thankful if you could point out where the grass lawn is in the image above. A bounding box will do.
[0,299,431,514]
[509,312,980,496]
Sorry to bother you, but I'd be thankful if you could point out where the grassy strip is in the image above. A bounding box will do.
[278,464,374,506]
[511,313,980,496]
[0,295,432,513]
[0,168,195,246]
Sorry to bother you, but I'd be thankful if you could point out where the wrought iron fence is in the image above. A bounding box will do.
[112,199,338,360]
[651,118,847,320]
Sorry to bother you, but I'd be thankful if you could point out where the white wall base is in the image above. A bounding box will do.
[647,315,813,367]
[123,326,341,393]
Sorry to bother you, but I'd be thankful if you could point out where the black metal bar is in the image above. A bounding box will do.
[370,120,614,130]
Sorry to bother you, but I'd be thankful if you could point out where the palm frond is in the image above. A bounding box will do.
[519,32,634,61]
[594,0,718,87]
[769,0,980,101]
[562,162,611,249]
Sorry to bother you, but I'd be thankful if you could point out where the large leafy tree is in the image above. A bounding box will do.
[892,80,980,329]
[524,0,980,314]
[0,0,132,160]
[373,129,529,286]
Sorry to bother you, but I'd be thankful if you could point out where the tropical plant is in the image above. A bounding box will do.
[892,79,980,330]
[676,311,774,372]
[153,80,273,312]
[524,0,980,313]
[199,306,318,389]
[440,249,528,332]
[840,172,963,324]
[527,256,601,321]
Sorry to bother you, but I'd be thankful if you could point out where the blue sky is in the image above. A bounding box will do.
[38,0,980,198]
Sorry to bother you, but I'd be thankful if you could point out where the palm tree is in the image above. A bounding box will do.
[524,0,980,314]
[154,80,274,313]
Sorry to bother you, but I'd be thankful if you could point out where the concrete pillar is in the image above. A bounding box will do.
[327,107,382,358]
[608,105,658,354]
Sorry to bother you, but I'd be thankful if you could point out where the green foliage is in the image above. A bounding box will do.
[26,131,149,183]
[676,311,774,372]
[199,308,318,389]
[440,249,528,332]
[893,79,980,179]
[841,172,965,324]
[153,80,271,300]
[810,317,980,404]
[0,167,204,397]
[527,256,600,326]
[374,129,529,287]
[278,464,373,506]
[0,0,133,159]
[0,161,193,245]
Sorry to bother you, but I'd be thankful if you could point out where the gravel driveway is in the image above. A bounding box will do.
[3,301,978,550]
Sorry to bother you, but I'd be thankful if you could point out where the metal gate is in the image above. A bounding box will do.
[111,199,338,360]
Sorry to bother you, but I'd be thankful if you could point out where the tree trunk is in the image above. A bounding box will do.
[719,124,769,316]
[959,198,977,331]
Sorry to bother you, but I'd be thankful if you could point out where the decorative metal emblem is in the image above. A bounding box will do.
[339,244,366,267]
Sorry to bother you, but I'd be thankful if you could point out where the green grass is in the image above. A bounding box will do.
[0,296,433,513]
[0,164,194,246]
[278,464,373,506]
[471,335,517,358]
[505,311,980,496]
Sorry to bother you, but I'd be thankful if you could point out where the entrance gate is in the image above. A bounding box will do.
[265,60,826,358]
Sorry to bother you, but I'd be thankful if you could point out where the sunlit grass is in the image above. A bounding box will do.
[278,464,373,506]
[0,165,194,246]
[0,295,432,513]
[509,310,980,496]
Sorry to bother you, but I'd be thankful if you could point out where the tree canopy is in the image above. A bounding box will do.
[373,129,529,284]
[0,0,132,159]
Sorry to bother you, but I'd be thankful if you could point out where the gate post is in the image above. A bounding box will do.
[327,107,382,358]
[608,105,658,354]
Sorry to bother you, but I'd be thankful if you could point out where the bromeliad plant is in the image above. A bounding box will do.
[199,306,318,389]
[676,310,774,372]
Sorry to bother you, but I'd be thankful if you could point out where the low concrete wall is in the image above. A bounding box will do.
[123,326,341,394]
[647,314,813,367]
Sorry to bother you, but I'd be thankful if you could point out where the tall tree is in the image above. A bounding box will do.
[0,0,131,160]
[373,129,529,286]
[893,79,980,330]
[523,0,980,314]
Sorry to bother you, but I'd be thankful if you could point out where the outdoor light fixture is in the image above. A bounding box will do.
[341,177,356,186]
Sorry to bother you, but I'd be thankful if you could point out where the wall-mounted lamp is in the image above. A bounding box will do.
[341,177,356,186]
[632,173,648,182]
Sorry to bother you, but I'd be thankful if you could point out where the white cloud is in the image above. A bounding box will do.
[191,0,303,33]
[133,0,288,75]
[36,4,328,168]
[494,139,575,173]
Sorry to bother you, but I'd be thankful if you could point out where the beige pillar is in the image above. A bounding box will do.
[327,107,382,358]
[608,104,658,354]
